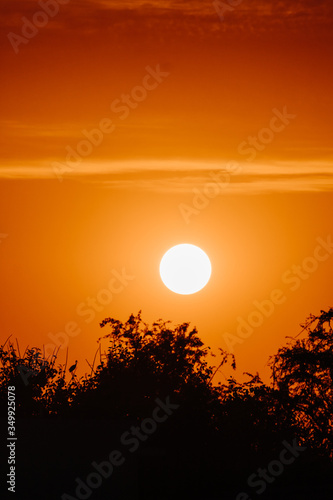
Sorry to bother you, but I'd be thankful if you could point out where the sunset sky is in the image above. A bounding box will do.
[1,0,333,382]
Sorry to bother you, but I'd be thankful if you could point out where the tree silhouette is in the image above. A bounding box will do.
[269,307,333,457]
[1,308,333,499]
[69,311,225,420]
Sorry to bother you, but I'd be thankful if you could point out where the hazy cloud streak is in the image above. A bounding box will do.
[1,160,333,194]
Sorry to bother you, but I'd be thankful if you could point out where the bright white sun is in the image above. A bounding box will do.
[159,244,212,295]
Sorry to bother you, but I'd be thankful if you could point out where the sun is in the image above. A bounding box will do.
[159,244,212,295]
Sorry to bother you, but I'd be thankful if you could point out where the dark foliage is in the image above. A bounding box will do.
[1,309,332,499]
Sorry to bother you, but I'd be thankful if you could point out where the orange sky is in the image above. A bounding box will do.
[1,0,333,382]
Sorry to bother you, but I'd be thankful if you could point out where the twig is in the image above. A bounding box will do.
[50,345,61,370]
[1,334,12,349]
[209,360,226,384]
[22,345,29,359]
[63,347,69,378]
[294,315,318,339]
[15,338,21,359]
[91,346,99,376]
[85,358,93,372]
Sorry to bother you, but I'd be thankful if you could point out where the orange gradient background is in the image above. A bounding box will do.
[1,0,333,382]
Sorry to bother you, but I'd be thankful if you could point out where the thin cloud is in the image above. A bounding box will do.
[0,120,81,139]
[2,0,332,36]
[1,159,333,194]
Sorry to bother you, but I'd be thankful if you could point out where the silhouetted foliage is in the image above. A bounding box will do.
[1,308,333,499]
[269,307,333,457]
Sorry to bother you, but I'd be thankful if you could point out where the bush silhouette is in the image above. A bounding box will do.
[1,308,333,499]
[269,307,333,457]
